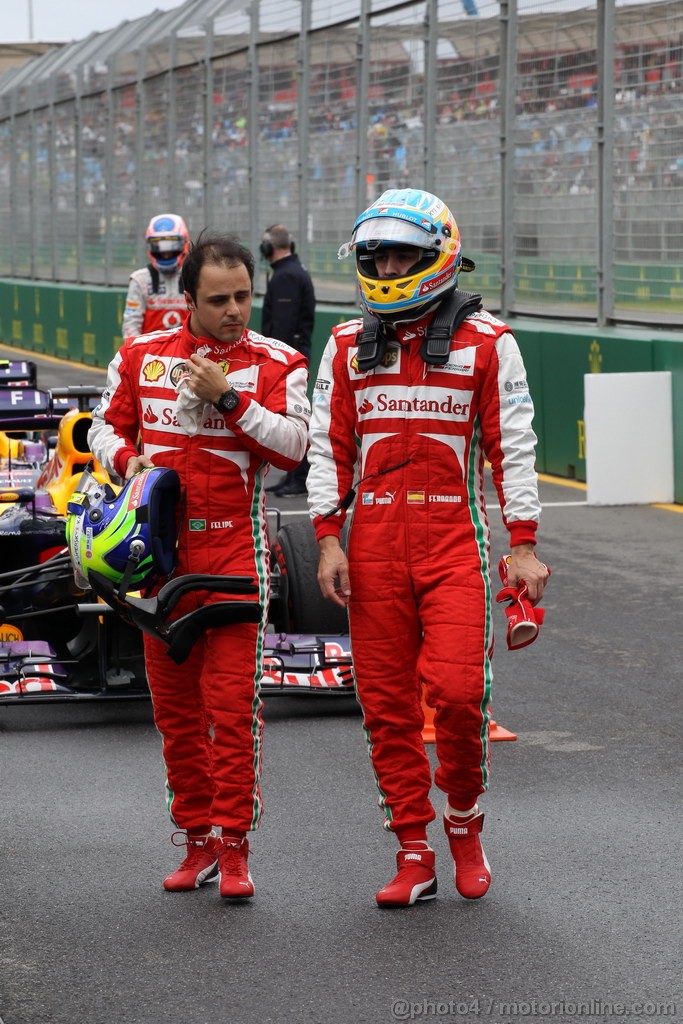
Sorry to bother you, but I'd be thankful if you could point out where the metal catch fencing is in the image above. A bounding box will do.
[0,0,682,324]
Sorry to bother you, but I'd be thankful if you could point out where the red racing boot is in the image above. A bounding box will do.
[218,837,255,899]
[444,811,491,899]
[376,847,437,907]
[163,831,220,891]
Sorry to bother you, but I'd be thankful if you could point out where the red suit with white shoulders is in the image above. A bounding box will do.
[307,307,540,830]
[89,319,309,831]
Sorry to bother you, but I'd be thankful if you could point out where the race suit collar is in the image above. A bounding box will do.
[393,310,435,346]
[180,319,248,359]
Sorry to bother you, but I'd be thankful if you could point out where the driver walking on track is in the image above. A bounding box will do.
[89,232,310,898]
[122,213,191,343]
[306,188,549,906]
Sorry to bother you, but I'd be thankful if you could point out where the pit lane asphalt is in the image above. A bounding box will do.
[1,346,681,1024]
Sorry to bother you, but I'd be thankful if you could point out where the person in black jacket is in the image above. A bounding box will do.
[261,224,316,496]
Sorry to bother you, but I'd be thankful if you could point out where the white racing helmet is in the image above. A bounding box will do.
[145,213,190,274]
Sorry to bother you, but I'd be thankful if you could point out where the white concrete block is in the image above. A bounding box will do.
[584,371,673,505]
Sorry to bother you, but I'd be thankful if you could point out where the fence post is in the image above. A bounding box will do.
[356,0,371,210]
[48,73,57,281]
[597,0,616,326]
[168,31,178,214]
[28,85,36,281]
[423,0,438,194]
[248,0,260,257]
[134,47,146,269]
[104,60,114,286]
[203,17,215,232]
[75,64,84,283]
[298,0,312,262]
[499,0,517,318]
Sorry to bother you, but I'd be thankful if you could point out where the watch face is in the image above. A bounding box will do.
[220,389,238,412]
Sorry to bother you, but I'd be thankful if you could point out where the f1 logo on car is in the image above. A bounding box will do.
[6,390,43,406]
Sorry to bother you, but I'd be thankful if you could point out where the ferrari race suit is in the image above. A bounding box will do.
[121,265,187,342]
[307,306,540,831]
[89,320,310,831]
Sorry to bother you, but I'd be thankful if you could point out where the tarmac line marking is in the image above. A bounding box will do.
[653,502,683,514]
[486,466,587,492]
[0,342,106,375]
[542,501,587,507]
[276,499,681,515]
[542,499,683,513]
[537,473,683,513]
[270,505,589,520]
[538,472,586,491]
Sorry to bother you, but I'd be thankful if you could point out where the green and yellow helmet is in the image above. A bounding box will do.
[66,466,180,592]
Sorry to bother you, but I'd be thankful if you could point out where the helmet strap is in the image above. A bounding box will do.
[147,264,161,294]
[117,547,144,601]
[419,289,483,365]
[356,317,389,372]
[356,288,483,372]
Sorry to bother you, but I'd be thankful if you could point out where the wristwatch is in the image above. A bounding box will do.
[214,388,240,414]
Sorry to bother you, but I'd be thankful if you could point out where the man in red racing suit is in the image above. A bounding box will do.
[89,233,309,898]
[307,189,548,906]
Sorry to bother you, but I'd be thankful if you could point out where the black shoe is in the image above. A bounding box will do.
[273,482,308,497]
[265,481,285,493]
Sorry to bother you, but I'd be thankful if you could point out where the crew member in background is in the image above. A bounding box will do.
[122,213,190,343]
[260,224,316,497]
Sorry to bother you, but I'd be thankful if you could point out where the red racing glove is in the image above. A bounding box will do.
[496,555,551,651]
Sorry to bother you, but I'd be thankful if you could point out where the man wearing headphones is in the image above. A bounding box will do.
[260,224,316,496]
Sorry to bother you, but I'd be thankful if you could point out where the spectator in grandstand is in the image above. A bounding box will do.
[89,232,310,899]
[261,223,316,497]
[306,187,548,907]
[121,213,190,342]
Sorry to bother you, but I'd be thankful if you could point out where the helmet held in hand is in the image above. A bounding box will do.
[66,466,180,592]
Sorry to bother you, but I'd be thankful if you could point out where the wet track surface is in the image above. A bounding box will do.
[1,346,681,1024]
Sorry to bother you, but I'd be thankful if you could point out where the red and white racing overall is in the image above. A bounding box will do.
[122,266,188,342]
[89,320,309,832]
[307,308,540,831]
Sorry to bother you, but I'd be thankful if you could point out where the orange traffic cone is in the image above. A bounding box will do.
[489,715,517,741]
[421,693,516,744]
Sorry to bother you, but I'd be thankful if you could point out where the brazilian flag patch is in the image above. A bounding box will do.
[189,519,206,531]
